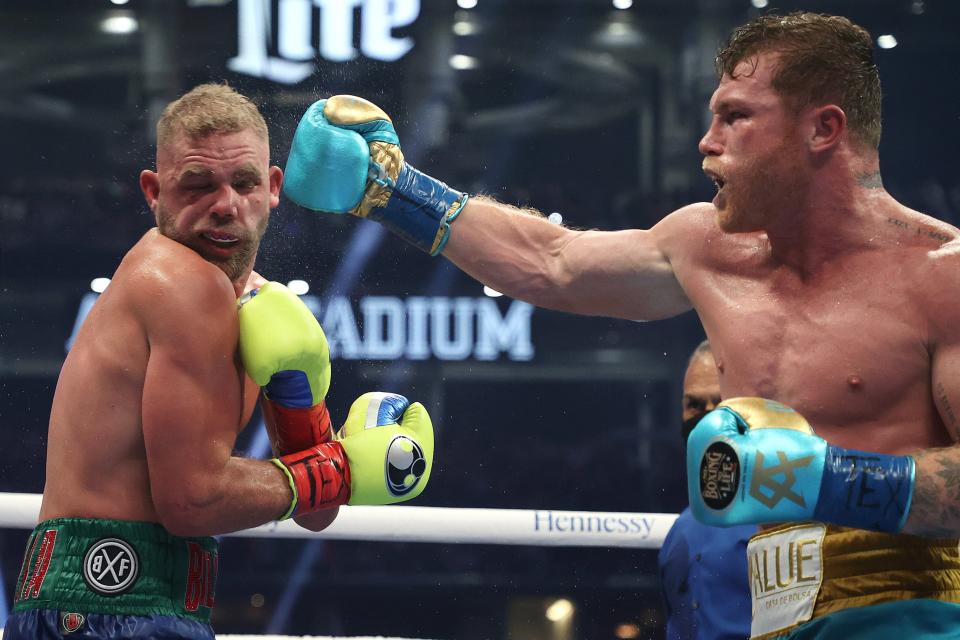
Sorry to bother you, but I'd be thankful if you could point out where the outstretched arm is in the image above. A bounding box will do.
[443,196,693,321]
[282,95,694,322]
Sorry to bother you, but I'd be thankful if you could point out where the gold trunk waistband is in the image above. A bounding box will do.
[759,523,960,619]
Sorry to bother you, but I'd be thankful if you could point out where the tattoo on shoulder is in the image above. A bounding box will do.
[886,217,952,243]
[921,227,952,242]
[937,382,960,432]
[857,172,883,189]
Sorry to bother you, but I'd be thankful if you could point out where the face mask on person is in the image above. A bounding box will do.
[682,412,708,445]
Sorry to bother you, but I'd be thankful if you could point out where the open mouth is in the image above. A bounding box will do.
[201,231,240,246]
[704,168,725,192]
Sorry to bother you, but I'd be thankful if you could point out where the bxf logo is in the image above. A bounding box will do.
[184,542,218,612]
[224,0,421,84]
[749,450,815,509]
[82,538,139,596]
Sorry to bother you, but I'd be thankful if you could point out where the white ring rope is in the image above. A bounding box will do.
[0,493,676,548]
[216,637,431,639]
[0,634,427,639]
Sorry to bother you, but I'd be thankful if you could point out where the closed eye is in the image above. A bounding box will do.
[725,111,747,124]
[233,179,260,192]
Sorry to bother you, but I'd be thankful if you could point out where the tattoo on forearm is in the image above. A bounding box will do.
[857,172,883,189]
[885,217,952,243]
[906,450,960,537]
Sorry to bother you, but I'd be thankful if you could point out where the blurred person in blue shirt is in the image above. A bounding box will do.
[658,340,755,639]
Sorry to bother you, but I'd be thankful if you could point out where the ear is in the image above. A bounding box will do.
[808,104,846,153]
[268,165,283,209]
[139,169,160,213]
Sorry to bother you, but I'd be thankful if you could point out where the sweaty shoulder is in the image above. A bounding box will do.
[650,202,734,265]
[917,226,960,342]
[652,202,717,236]
[120,230,237,327]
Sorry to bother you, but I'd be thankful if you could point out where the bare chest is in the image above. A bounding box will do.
[688,263,936,447]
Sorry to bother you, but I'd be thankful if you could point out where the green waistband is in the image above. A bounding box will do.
[13,518,219,622]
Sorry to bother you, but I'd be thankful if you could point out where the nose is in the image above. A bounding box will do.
[210,184,239,219]
[698,118,722,157]
[705,397,721,412]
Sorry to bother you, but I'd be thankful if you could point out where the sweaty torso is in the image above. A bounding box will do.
[39,231,261,522]
[673,204,958,454]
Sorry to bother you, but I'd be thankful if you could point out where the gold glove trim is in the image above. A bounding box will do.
[355,141,404,216]
[323,96,403,217]
[719,397,815,434]
[427,196,469,255]
[324,95,394,127]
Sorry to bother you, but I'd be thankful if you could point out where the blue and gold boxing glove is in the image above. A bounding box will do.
[687,397,915,533]
[283,95,469,256]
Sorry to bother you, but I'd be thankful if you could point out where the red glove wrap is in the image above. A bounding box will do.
[262,398,333,454]
[278,442,352,515]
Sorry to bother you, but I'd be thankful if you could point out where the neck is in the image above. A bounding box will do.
[231,279,247,299]
[227,261,257,299]
[231,268,256,298]
[763,155,889,273]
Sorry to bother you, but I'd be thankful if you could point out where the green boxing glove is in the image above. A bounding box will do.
[238,281,333,453]
[337,391,433,504]
[272,392,434,517]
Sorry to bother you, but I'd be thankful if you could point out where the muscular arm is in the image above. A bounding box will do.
[139,267,292,537]
[443,196,694,321]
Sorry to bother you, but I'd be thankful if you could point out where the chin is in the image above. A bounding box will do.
[717,206,764,234]
[717,211,746,233]
[213,257,252,284]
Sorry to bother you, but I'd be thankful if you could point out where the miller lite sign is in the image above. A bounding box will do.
[208,0,421,84]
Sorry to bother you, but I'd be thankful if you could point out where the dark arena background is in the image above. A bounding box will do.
[1,1,959,638]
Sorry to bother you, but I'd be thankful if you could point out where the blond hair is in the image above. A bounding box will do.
[156,83,269,148]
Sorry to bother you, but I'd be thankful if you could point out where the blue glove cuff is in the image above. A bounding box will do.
[369,163,469,256]
[264,370,314,409]
[814,445,915,533]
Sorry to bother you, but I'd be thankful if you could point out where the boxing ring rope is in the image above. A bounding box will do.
[0,492,677,548]
[0,634,439,640]
[0,493,677,638]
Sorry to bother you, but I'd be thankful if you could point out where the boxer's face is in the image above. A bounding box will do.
[699,52,811,233]
[141,128,282,282]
